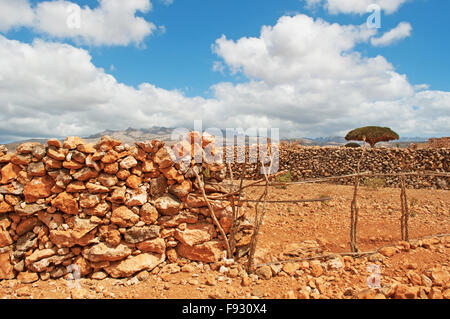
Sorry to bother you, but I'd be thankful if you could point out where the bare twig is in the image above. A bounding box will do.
[247,155,274,272]
[350,139,366,253]
[256,233,450,268]
[240,197,332,203]
[227,162,237,256]
[243,171,450,187]
[400,174,410,241]
[193,168,232,259]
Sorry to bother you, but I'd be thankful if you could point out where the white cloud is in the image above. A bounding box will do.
[159,0,174,6]
[371,22,412,47]
[0,14,448,142]
[210,15,448,137]
[305,0,409,15]
[0,0,156,46]
[0,0,35,32]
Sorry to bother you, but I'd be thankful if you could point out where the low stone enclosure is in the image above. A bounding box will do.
[230,146,449,190]
[0,134,449,281]
[0,134,252,280]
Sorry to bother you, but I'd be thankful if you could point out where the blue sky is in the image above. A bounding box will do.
[15,0,449,96]
[0,0,449,142]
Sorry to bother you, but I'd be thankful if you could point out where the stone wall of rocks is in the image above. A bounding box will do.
[230,146,449,189]
[0,135,250,281]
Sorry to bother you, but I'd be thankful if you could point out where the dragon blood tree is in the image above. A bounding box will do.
[345,126,399,148]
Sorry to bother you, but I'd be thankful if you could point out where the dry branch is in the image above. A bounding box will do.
[256,233,450,268]
[193,168,233,259]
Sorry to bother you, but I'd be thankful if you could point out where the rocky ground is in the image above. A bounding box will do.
[0,183,448,299]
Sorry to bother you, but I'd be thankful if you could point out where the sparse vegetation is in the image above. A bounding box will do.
[275,170,294,189]
[410,197,419,218]
[362,177,386,190]
[344,142,361,148]
[345,126,399,148]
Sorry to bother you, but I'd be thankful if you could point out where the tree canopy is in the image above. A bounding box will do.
[345,126,399,148]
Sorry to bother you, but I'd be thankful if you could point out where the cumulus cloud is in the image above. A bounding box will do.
[0,0,35,32]
[0,0,156,46]
[0,14,448,142]
[304,0,409,15]
[371,22,412,47]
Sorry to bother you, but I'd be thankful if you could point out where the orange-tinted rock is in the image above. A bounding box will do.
[177,240,224,263]
[101,150,119,164]
[47,139,62,148]
[126,175,141,189]
[149,176,167,198]
[174,223,215,246]
[23,176,55,203]
[0,252,15,279]
[16,217,39,236]
[110,187,126,204]
[154,195,182,216]
[139,203,159,224]
[125,187,147,206]
[135,140,163,153]
[136,238,166,254]
[64,136,86,150]
[51,192,79,215]
[168,180,192,199]
[43,156,62,169]
[66,181,86,193]
[17,271,39,283]
[160,166,184,183]
[77,143,96,154]
[141,160,157,173]
[83,201,110,217]
[154,147,174,169]
[10,154,32,165]
[379,246,398,257]
[0,201,13,214]
[79,193,101,208]
[104,253,164,278]
[0,228,13,247]
[98,173,118,187]
[70,152,87,164]
[94,136,122,152]
[0,152,12,164]
[86,182,109,193]
[72,255,92,276]
[116,169,131,180]
[4,195,19,206]
[82,242,132,263]
[72,167,98,181]
[395,284,420,299]
[119,156,138,170]
[111,206,139,227]
[103,162,119,175]
[310,262,324,277]
[27,162,46,177]
[0,163,21,184]
[47,148,66,161]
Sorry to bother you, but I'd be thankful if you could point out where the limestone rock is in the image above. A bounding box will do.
[51,192,79,215]
[177,240,224,263]
[174,223,215,246]
[82,242,132,263]
[154,195,182,216]
[111,206,139,227]
[0,251,15,279]
[104,253,165,278]
[123,225,161,244]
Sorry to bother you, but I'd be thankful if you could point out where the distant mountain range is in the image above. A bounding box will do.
[2,127,433,151]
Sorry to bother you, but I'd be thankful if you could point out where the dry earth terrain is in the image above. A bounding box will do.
[0,183,449,299]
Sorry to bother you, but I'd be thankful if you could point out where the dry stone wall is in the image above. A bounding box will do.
[230,146,449,189]
[0,135,250,280]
